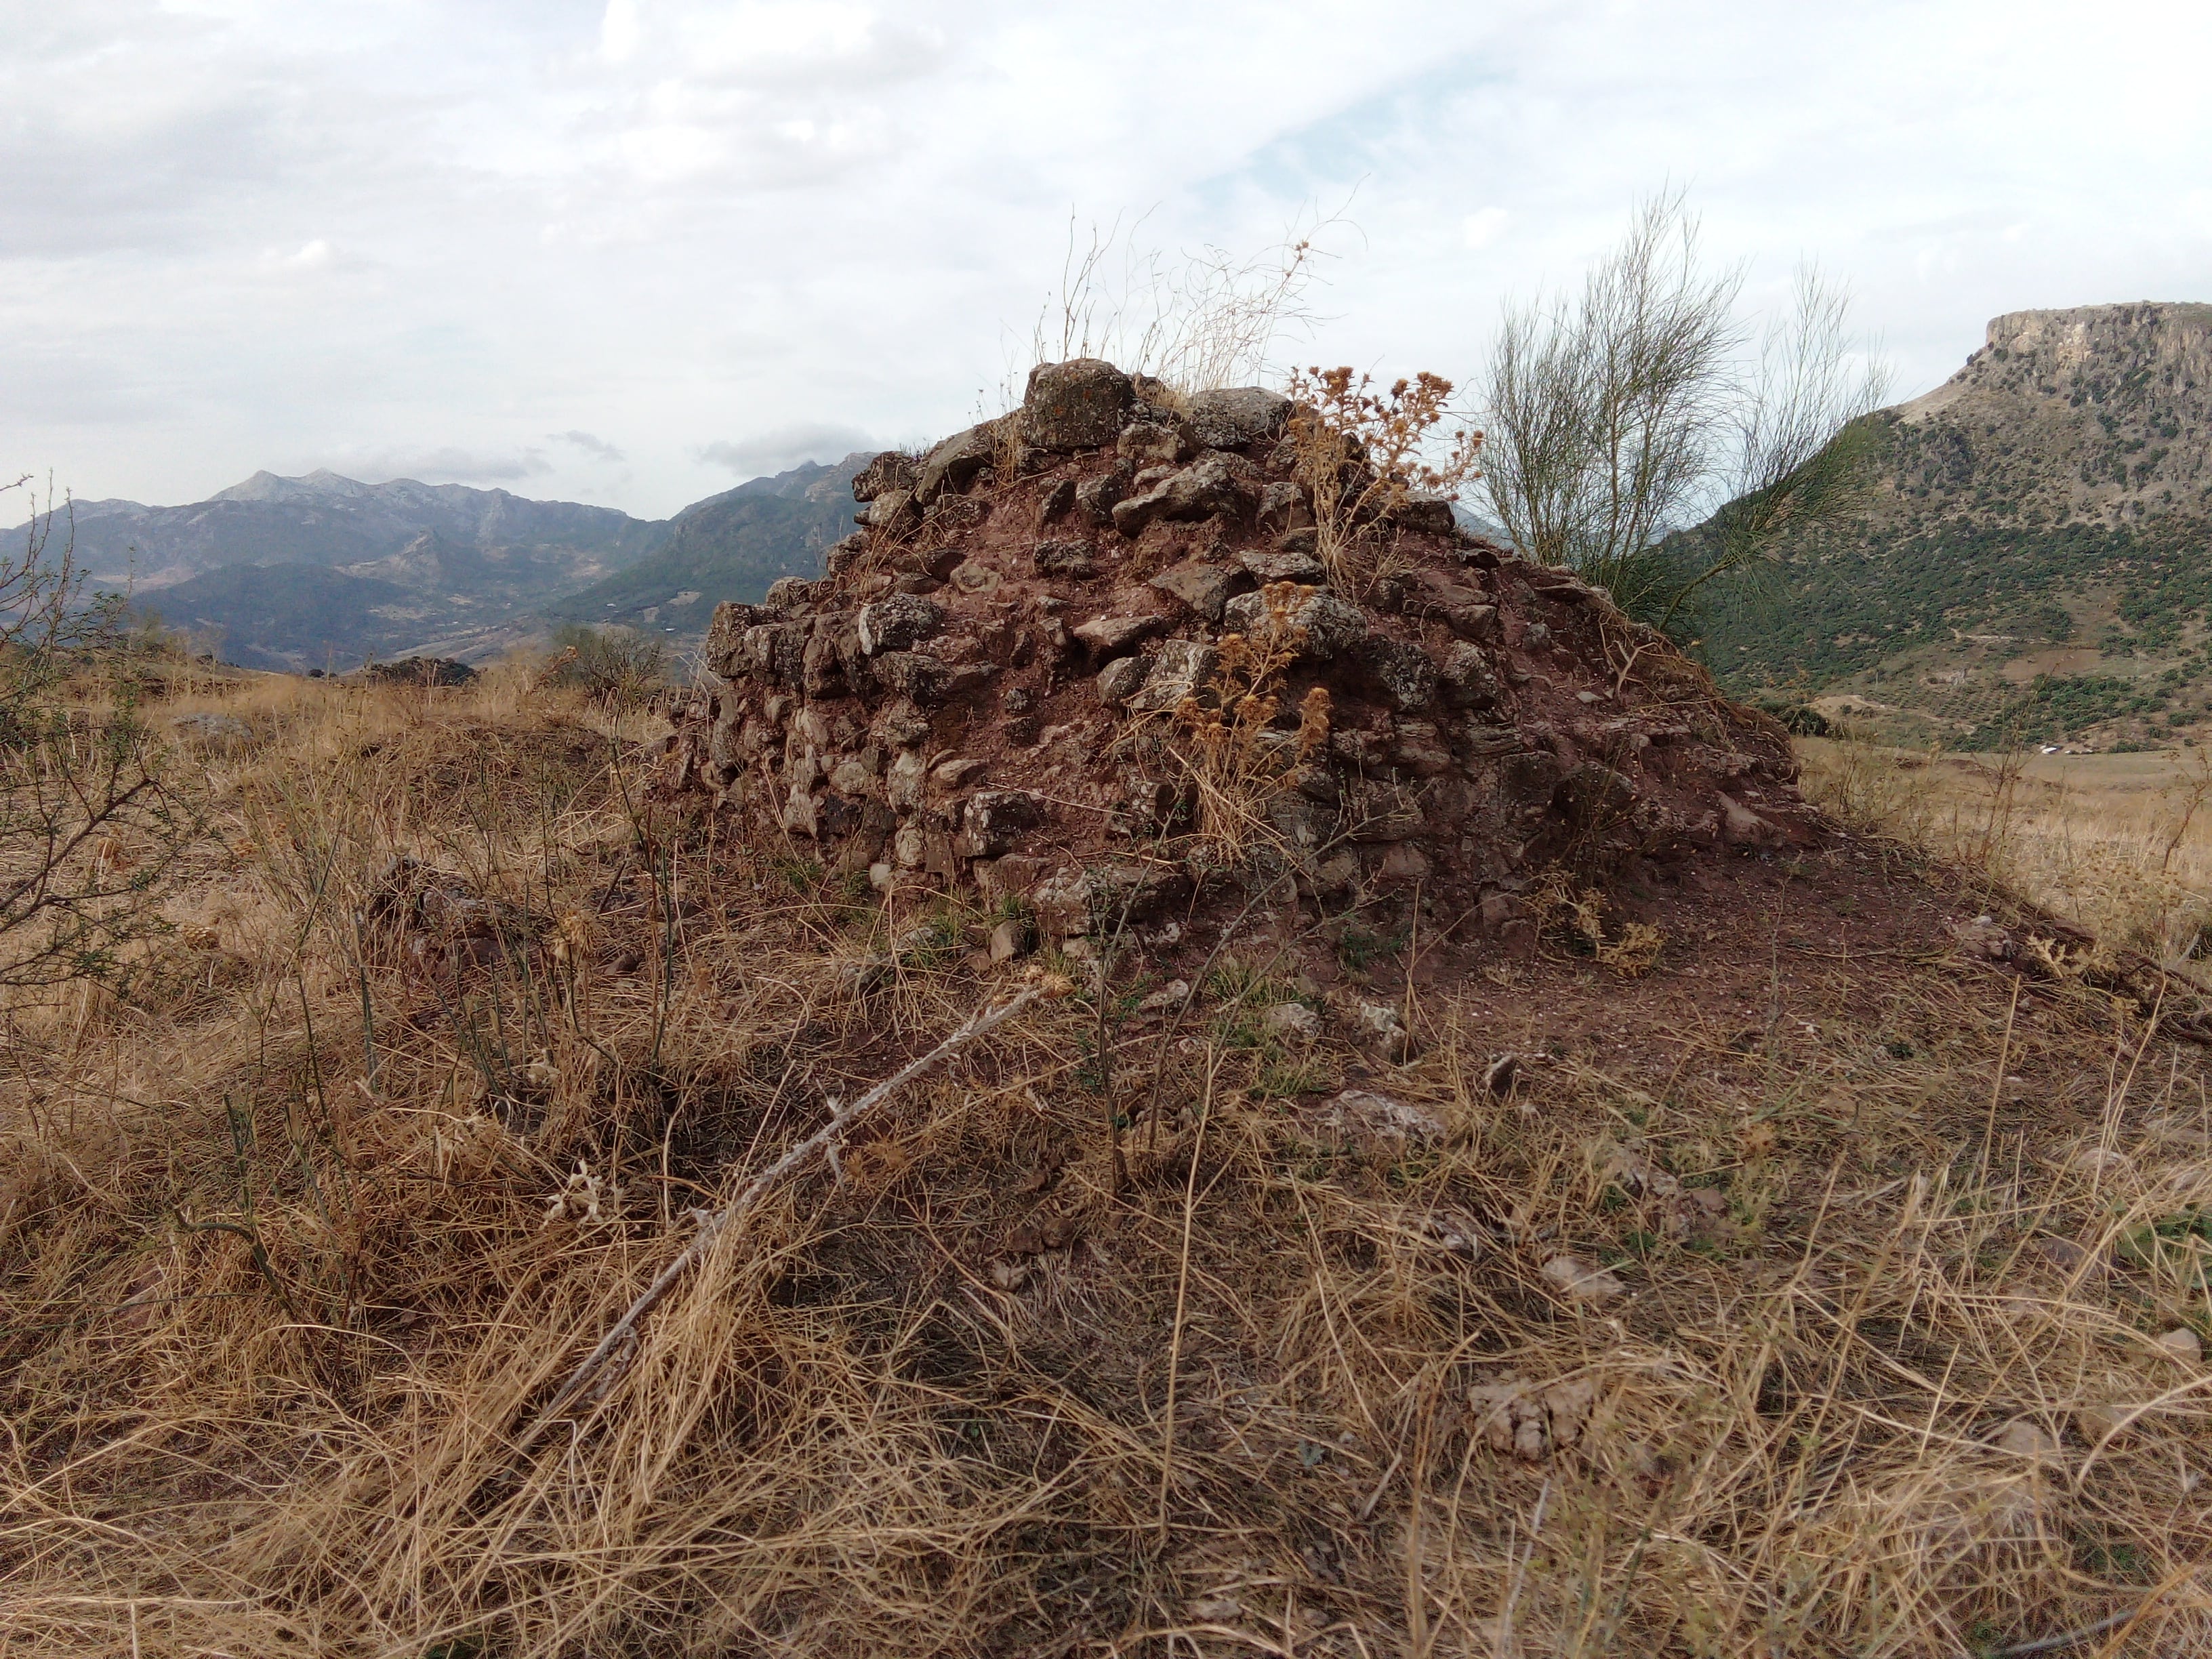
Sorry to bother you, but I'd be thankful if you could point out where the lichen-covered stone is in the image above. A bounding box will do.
[1359,638,1437,712]
[1111,453,1259,537]
[1021,360,1134,451]
[1222,586,1367,659]
[952,790,1046,859]
[869,651,951,705]
[857,594,947,656]
[1187,386,1292,448]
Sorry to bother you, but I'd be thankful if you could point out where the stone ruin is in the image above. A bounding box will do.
[653,358,1811,961]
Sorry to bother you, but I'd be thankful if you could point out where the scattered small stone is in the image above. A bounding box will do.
[1134,979,1191,1017]
[1322,1087,1443,1143]
[1540,1254,1626,1303]
[1994,1418,2062,1460]
[1263,1002,1322,1044]
[2156,1327,2203,1363]
[987,919,1031,964]
[932,756,987,788]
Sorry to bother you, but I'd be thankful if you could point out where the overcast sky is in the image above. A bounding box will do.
[6,0,2207,520]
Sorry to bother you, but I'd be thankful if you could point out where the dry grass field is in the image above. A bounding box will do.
[1799,738,2212,968]
[12,674,2212,1656]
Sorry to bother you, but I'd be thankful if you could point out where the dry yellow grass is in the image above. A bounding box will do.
[9,679,2212,1655]
[1800,737,2212,966]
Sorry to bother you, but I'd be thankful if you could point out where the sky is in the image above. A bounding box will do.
[5,0,2209,521]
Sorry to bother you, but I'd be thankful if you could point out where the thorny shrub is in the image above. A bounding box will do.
[1169,581,1330,859]
[1283,366,1483,589]
[541,623,668,711]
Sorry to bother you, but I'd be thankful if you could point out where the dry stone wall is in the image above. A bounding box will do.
[655,359,1811,954]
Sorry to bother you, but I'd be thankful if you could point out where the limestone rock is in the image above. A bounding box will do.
[1036,477,1075,525]
[952,790,1045,859]
[1186,386,1292,448]
[1389,493,1458,535]
[1075,471,1127,524]
[1238,546,1326,583]
[1127,638,1219,714]
[1022,359,1135,450]
[2157,1327,2203,1363]
[1116,419,1193,468]
[856,594,947,655]
[866,488,920,533]
[1032,859,1192,939]
[916,422,1000,504]
[1111,453,1258,537]
[1221,586,1368,659]
[1360,637,1437,712]
[1256,479,1314,533]
[1096,655,1153,706]
[1071,613,1168,657]
[1438,642,1508,712]
[1322,1087,1441,1142]
[870,651,951,705]
[1149,559,1235,621]
[851,451,919,503]
[1540,1255,1626,1303]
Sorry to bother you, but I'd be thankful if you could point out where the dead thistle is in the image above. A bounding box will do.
[1284,366,1483,589]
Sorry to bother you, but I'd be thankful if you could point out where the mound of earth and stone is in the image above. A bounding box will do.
[655,359,1813,966]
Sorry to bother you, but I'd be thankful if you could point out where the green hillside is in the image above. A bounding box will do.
[547,457,863,635]
[1698,302,2212,750]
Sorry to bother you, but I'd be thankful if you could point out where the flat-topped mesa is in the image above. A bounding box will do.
[655,359,1809,955]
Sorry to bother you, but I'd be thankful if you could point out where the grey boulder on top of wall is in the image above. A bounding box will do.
[1021,360,1136,451]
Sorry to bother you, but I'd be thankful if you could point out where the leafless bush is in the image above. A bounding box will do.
[1477,191,1889,629]
[0,478,201,989]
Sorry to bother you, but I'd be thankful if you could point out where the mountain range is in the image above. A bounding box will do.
[1703,301,2212,748]
[24,458,865,672]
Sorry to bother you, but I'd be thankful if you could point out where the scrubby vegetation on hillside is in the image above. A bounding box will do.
[1694,303,2212,751]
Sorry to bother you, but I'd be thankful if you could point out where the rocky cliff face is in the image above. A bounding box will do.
[653,361,1808,972]
[1893,302,2212,527]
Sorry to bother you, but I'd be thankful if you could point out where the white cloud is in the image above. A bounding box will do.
[1462,207,1509,250]
[553,430,626,463]
[697,424,876,478]
[1,1,2207,518]
[342,447,553,485]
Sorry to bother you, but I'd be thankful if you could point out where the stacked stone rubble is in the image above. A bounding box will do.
[656,359,1809,951]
